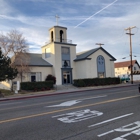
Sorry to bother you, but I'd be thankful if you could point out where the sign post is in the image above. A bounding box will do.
[13,81,20,94]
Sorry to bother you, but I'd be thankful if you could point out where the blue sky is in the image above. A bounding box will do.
[0,0,140,62]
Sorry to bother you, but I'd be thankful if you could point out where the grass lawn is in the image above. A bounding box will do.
[0,89,14,96]
[0,89,27,97]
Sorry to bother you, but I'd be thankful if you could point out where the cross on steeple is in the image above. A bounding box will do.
[96,43,104,47]
[55,15,60,26]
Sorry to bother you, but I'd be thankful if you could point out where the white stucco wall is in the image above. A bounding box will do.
[88,49,115,77]
[53,43,76,85]
[133,63,140,71]
[14,66,53,82]
[74,49,115,79]
[74,60,87,79]
[53,43,62,85]
[1,67,53,90]
[41,43,55,66]
[70,45,77,80]
[49,26,67,42]
[30,66,52,81]
[41,26,76,85]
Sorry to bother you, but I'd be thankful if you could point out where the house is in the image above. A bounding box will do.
[7,25,116,86]
[114,60,140,80]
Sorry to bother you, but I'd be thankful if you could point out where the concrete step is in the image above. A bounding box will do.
[55,84,78,90]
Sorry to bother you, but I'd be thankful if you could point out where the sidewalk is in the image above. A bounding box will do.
[0,83,138,102]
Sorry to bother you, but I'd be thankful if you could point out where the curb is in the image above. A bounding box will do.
[0,84,138,102]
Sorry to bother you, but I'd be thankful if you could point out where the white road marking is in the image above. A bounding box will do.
[48,100,82,107]
[115,121,140,132]
[52,109,103,123]
[80,95,107,101]
[98,121,140,139]
[47,95,107,107]
[0,102,22,106]
[98,130,114,137]
[89,113,133,128]
[52,113,68,118]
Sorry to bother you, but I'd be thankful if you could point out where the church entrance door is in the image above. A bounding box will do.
[63,71,71,84]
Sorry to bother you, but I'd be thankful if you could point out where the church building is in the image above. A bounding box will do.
[12,25,116,86]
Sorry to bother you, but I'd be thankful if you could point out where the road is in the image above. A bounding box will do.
[0,85,140,140]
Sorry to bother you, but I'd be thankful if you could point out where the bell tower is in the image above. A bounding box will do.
[42,25,77,85]
[49,26,67,43]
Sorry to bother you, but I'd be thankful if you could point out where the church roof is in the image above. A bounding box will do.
[28,53,53,67]
[114,60,139,68]
[74,47,116,61]
[13,53,53,67]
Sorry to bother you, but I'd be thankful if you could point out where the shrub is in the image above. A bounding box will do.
[20,81,53,91]
[77,80,86,87]
[45,74,56,84]
[73,79,78,86]
[73,77,121,87]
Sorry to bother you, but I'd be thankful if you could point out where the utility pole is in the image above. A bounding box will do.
[125,26,136,84]
[96,43,104,47]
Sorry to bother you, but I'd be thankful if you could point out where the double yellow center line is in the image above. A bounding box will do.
[0,94,140,124]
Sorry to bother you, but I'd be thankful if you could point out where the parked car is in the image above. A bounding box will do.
[118,75,130,82]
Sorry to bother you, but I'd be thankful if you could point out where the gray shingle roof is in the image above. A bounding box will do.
[74,47,116,61]
[13,53,53,67]
[28,53,52,67]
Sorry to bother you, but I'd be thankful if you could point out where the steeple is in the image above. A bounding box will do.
[49,26,69,43]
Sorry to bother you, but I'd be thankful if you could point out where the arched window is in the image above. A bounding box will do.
[51,31,53,42]
[97,55,105,78]
[60,30,63,42]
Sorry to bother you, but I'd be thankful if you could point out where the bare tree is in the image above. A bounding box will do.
[12,52,30,82]
[0,30,30,82]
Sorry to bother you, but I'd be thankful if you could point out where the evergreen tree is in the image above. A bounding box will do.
[0,47,18,82]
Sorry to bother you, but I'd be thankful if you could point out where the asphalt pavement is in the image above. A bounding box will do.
[0,82,139,101]
[1,84,140,140]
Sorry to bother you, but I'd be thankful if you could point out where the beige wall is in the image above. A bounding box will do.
[88,49,115,78]
[30,66,52,81]
[54,44,76,85]
[115,63,140,77]
[75,49,115,79]
[0,81,11,90]
[41,43,55,65]
[42,43,76,85]
[41,26,76,85]
[1,67,52,90]
[49,26,67,42]
[74,60,87,79]
[41,43,55,76]
[115,67,129,77]
[14,66,52,82]
[70,46,77,80]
